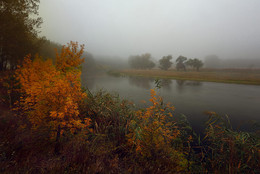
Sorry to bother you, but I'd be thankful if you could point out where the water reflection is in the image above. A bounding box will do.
[176,80,202,87]
[176,80,185,87]
[176,80,202,92]
[160,79,172,91]
[128,77,174,90]
[128,76,153,89]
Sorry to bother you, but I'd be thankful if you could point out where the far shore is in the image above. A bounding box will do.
[110,68,260,85]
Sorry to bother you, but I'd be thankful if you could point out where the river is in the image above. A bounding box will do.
[82,74,260,133]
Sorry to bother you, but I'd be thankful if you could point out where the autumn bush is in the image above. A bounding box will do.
[14,42,90,143]
[73,89,192,173]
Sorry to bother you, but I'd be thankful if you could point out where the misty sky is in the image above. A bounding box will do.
[39,0,260,60]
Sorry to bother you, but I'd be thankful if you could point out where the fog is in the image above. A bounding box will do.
[39,0,260,63]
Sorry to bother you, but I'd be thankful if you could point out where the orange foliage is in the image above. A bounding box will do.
[126,89,187,171]
[15,42,89,136]
[127,89,180,156]
[56,41,85,72]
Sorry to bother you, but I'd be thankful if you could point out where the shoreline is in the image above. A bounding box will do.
[112,69,260,85]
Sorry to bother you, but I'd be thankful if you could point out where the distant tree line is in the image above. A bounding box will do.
[185,58,204,71]
[128,53,204,71]
[128,53,155,69]
[159,55,173,70]
[176,56,204,71]
[175,55,187,71]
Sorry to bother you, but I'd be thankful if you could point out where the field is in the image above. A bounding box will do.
[117,68,260,85]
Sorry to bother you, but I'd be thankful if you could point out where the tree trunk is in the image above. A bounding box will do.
[54,125,61,155]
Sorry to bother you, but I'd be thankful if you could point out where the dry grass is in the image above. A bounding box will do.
[118,69,260,85]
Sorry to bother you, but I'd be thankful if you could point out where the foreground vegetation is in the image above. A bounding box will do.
[117,69,260,85]
[1,43,259,173]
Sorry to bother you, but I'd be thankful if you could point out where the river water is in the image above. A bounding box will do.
[82,74,260,133]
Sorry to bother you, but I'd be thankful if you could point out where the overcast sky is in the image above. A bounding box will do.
[39,0,260,60]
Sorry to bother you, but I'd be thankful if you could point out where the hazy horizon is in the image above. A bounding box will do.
[39,0,260,60]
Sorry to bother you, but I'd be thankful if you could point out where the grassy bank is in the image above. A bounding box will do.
[117,69,260,85]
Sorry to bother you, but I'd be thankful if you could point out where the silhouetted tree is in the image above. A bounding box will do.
[193,58,203,71]
[159,55,173,70]
[185,58,194,68]
[176,55,187,71]
[185,58,204,71]
[128,53,155,69]
[0,0,43,71]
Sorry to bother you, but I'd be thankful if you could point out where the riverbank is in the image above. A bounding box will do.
[1,69,259,173]
[115,69,260,85]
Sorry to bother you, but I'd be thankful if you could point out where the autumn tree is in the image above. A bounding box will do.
[15,42,90,148]
[0,0,43,71]
[159,55,173,70]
